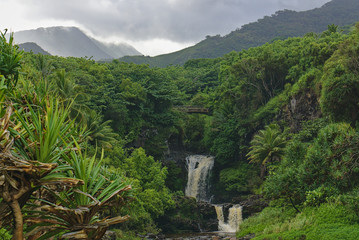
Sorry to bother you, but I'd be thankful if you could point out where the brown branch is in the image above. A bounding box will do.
[10,200,23,240]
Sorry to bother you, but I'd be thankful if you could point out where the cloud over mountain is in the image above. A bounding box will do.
[13,26,141,60]
[13,0,330,42]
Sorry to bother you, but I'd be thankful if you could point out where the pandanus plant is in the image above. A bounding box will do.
[0,91,83,239]
[25,146,132,239]
[0,93,132,239]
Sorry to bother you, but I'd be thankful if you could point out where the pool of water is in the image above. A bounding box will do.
[164,232,236,240]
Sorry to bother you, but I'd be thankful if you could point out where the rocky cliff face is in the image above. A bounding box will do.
[197,201,218,231]
[236,195,268,220]
[280,88,322,133]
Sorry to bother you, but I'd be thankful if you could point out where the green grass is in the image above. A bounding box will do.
[238,203,359,240]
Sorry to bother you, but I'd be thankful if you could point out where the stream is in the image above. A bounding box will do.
[164,232,237,240]
[141,232,237,240]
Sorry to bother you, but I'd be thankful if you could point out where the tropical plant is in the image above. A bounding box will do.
[0,29,23,88]
[0,105,59,240]
[0,93,86,239]
[24,145,132,239]
[0,33,134,239]
[0,95,132,239]
[13,99,79,163]
[84,110,118,149]
[320,30,359,123]
[51,69,90,121]
[33,54,54,80]
[247,123,287,178]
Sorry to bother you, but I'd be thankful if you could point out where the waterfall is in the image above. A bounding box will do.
[185,155,214,201]
[184,155,244,233]
[214,205,243,232]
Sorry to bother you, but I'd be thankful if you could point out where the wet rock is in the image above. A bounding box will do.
[157,195,201,233]
[163,232,237,240]
[102,231,116,240]
[238,233,255,240]
[233,195,268,219]
[197,201,218,232]
[157,196,219,233]
[142,233,167,239]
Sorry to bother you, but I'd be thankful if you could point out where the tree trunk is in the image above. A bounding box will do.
[260,164,266,179]
[11,200,23,240]
[289,197,301,214]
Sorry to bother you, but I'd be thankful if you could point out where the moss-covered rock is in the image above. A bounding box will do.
[156,196,218,233]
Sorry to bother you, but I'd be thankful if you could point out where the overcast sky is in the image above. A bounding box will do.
[1,0,331,56]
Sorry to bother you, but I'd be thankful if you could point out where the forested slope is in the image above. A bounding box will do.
[120,0,359,67]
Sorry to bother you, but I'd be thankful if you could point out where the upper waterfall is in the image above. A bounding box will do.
[185,155,214,202]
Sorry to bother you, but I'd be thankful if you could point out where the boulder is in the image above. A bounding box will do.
[236,195,268,219]
[197,201,218,232]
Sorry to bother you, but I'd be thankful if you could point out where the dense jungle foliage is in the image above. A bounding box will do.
[2,22,359,239]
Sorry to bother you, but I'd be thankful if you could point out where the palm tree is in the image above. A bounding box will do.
[84,110,118,149]
[247,124,287,179]
[51,69,90,121]
[33,54,54,81]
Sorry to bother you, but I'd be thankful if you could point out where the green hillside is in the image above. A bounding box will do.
[120,0,359,67]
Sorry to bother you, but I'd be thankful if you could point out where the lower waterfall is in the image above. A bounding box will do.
[185,155,214,201]
[214,205,243,232]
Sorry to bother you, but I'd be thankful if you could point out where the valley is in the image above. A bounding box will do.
[1,0,359,239]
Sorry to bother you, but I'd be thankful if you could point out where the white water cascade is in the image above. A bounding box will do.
[185,155,215,201]
[214,205,243,232]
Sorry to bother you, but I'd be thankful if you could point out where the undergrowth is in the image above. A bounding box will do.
[237,202,359,240]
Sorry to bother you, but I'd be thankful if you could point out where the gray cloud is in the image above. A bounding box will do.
[18,0,330,42]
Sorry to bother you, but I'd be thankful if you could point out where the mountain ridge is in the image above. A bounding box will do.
[120,0,359,67]
[13,26,141,60]
[18,42,51,55]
